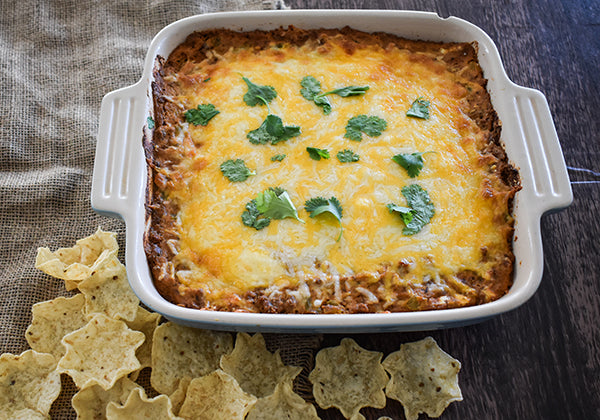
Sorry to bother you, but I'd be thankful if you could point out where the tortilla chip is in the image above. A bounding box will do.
[0,350,61,418]
[220,332,302,398]
[7,408,47,419]
[71,228,119,262]
[58,313,145,390]
[125,306,161,371]
[178,369,257,420]
[72,377,140,420]
[168,376,192,416]
[246,381,320,420]
[25,294,87,358]
[35,228,118,290]
[105,387,182,420]
[150,322,233,395]
[382,336,462,420]
[308,338,388,418]
[78,253,139,322]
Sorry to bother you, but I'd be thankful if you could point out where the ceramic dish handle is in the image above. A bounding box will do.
[91,82,148,220]
[510,85,573,212]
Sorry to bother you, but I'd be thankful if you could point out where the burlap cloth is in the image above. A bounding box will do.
[0,0,325,417]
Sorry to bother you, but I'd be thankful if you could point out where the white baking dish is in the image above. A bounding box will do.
[91,10,572,333]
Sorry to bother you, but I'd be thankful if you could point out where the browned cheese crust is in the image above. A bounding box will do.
[144,26,521,313]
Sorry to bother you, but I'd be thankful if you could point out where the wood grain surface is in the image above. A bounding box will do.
[287,1,600,419]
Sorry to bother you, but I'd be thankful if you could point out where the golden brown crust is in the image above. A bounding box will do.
[144,26,521,313]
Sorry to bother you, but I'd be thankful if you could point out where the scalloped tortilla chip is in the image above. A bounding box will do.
[220,332,302,398]
[106,387,182,420]
[35,228,118,290]
[72,377,140,420]
[78,253,139,322]
[382,336,462,420]
[7,408,47,419]
[125,306,161,371]
[150,322,233,395]
[178,369,257,420]
[246,381,320,420]
[308,338,388,418]
[25,294,87,358]
[58,313,145,390]
[168,376,192,416]
[0,350,61,418]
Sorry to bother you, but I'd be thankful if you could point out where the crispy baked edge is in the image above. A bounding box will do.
[144,26,521,313]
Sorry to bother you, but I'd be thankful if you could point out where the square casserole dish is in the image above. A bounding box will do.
[91,10,572,333]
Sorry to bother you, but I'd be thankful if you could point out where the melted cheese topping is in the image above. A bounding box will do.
[164,39,506,300]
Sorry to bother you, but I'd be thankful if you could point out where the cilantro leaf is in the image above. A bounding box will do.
[304,196,343,241]
[300,76,332,114]
[184,104,220,126]
[336,149,359,163]
[306,147,330,161]
[388,184,435,235]
[247,114,301,145]
[300,76,322,100]
[269,186,286,196]
[271,154,286,162]
[147,116,155,129]
[406,97,430,119]
[321,85,369,97]
[313,95,333,115]
[386,203,414,225]
[242,77,277,106]
[242,200,271,230]
[392,152,433,177]
[301,76,368,115]
[219,159,256,182]
[255,187,303,222]
[344,115,387,141]
[242,187,303,229]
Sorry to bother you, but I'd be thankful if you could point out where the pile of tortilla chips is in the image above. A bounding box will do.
[1,229,463,419]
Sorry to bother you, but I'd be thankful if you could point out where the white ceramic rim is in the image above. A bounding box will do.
[91,10,572,332]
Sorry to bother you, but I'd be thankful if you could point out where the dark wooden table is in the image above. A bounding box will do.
[287,1,600,419]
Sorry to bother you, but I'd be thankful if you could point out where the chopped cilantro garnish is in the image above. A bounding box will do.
[300,76,332,114]
[300,76,369,115]
[321,85,369,97]
[255,188,303,222]
[392,152,434,177]
[313,95,333,114]
[219,159,255,182]
[344,115,387,141]
[386,203,414,225]
[300,76,323,100]
[244,84,301,145]
[271,154,286,162]
[336,149,360,163]
[242,77,277,106]
[242,187,303,229]
[146,116,155,129]
[388,184,435,235]
[242,200,271,230]
[406,97,430,119]
[304,196,343,241]
[184,104,220,126]
[306,147,330,161]
[247,114,301,145]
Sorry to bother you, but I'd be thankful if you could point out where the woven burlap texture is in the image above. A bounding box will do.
[0,0,323,418]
